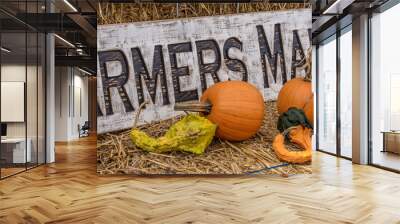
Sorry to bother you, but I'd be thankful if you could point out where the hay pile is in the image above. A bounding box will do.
[98,2,311,25]
[97,101,312,176]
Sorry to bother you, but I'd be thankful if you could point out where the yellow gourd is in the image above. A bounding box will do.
[131,114,216,154]
[130,102,217,155]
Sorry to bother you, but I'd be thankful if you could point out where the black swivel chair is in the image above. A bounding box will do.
[79,121,90,138]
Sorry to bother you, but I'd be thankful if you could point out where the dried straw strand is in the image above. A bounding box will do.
[97,2,311,25]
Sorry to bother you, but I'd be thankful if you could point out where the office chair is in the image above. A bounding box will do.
[79,121,90,138]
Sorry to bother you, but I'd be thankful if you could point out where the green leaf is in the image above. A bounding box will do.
[277,107,312,133]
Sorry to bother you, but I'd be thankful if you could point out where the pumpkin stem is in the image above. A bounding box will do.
[174,101,212,113]
[282,126,297,137]
[133,101,149,129]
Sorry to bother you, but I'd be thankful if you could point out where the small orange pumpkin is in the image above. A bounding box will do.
[277,78,313,124]
[277,49,313,124]
[175,80,265,141]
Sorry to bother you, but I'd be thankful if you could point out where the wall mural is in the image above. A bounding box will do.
[97,8,313,175]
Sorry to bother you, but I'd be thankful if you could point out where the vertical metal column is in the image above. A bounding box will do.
[315,44,320,151]
[46,0,56,163]
[336,25,341,157]
[352,14,369,164]
[25,0,28,171]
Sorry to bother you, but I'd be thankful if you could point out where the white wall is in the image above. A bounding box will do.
[54,67,89,141]
[72,73,89,138]
[1,65,26,138]
[55,66,69,141]
[1,65,42,138]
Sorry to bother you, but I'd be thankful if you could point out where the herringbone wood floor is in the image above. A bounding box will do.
[1,136,400,224]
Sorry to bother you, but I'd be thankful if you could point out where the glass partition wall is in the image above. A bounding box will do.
[317,35,337,155]
[370,3,400,172]
[0,1,46,179]
[316,25,353,159]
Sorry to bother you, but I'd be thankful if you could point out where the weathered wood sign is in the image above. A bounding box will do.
[97,9,312,133]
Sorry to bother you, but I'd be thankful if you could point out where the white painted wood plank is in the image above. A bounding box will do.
[97,9,312,133]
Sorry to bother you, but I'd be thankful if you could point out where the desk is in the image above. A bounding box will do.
[1,138,31,164]
[382,131,400,154]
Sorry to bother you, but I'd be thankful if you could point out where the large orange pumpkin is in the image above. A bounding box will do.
[175,80,265,141]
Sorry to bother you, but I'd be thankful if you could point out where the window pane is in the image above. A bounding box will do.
[340,28,352,158]
[318,37,337,154]
[371,4,400,171]
[27,31,38,169]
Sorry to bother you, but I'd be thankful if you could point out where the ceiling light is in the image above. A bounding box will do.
[76,48,84,55]
[1,47,11,53]
[78,67,94,76]
[54,34,75,48]
[63,0,78,12]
